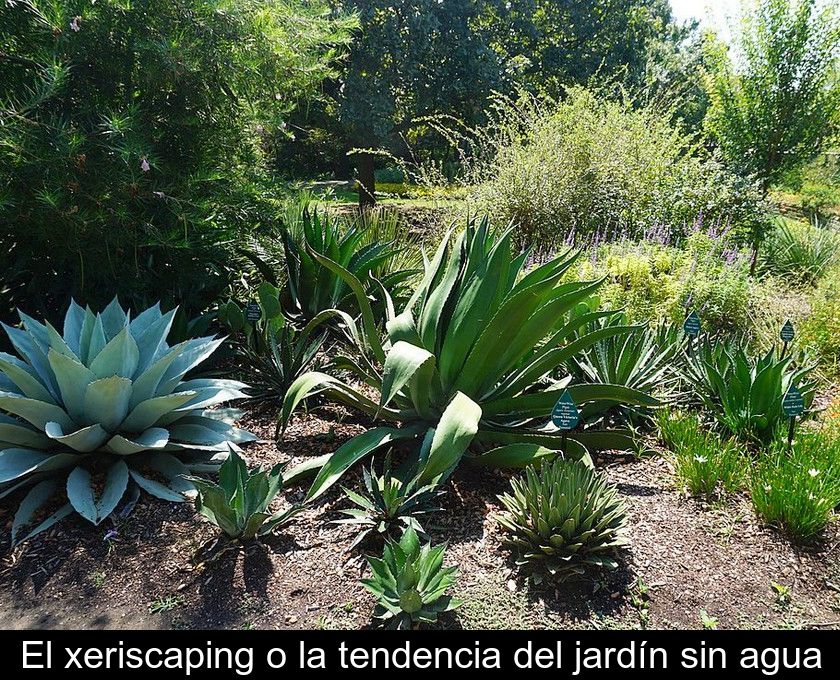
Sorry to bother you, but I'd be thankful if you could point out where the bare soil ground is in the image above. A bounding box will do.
[1,406,838,631]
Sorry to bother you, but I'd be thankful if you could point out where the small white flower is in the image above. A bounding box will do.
[808,468,819,477]
[140,158,150,172]
[693,455,707,463]
[764,484,772,493]
[70,17,81,32]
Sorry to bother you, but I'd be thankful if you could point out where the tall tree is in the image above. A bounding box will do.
[703,0,840,191]
[332,0,507,206]
[0,0,355,317]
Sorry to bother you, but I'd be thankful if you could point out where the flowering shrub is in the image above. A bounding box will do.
[469,88,764,248]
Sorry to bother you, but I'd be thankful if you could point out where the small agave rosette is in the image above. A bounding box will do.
[496,458,629,581]
[0,298,254,544]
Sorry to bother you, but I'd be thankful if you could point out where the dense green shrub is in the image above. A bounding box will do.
[655,410,746,497]
[0,298,254,545]
[280,218,657,501]
[750,426,840,540]
[468,89,764,247]
[496,458,628,581]
[577,234,754,336]
[760,219,839,285]
[0,0,354,324]
[801,267,840,375]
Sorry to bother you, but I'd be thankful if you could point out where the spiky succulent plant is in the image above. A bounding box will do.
[336,461,444,549]
[0,298,254,545]
[281,218,657,503]
[361,526,461,629]
[188,448,302,540]
[496,458,628,581]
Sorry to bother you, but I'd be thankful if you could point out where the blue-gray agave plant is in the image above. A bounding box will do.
[0,298,254,545]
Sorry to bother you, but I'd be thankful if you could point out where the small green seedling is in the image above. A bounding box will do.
[700,609,719,630]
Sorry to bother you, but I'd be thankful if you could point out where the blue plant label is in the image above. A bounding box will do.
[780,320,795,343]
[782,385,805,417]
[551,390,580,430]
[683,311,701,337]
[245,302,262,323]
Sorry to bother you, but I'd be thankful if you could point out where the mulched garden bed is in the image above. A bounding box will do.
[1,406,838,631]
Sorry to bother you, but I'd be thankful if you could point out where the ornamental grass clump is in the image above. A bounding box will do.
[496,458,628,582]
[281,217,657,502]
[655,409,746,497]
[0,298,254,545]
[750,427,840,540]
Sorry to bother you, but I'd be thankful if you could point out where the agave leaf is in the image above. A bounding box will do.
[134,309,176,372]
[83,376,133,432]
[66,460,129,525]
[99,296,128,339]
[468,443,558,468]
[63,300,87,356]
[106,428,170,455]
[3,323,59,398]
[47,349,96,423]
[12,498,74,546]
[0,448,80,484]
[0,414,51,448]
[305,427,422,503]
[44,421,110,452]
[417,392,481,485]
[0,391,74,431]
[157,337,225,395]
[0,355,56,404]
[281,372,392,432]
[129,452,194,502]
[121,391,197,432]
[379,341,436,411]
[307,249,385,363]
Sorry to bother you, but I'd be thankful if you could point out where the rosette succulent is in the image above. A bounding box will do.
[0,298,254,545]
[361,526,461,629]
[496,458,628,581]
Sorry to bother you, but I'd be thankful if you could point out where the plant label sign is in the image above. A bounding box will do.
[782,385,805,417]
[683,311,701,337]
[780,320,795,343]
[551,390,580,430]
[245,302,262,324]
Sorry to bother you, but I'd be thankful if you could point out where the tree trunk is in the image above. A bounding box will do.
[357,153,376,209]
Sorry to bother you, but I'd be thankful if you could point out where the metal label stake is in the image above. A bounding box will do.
[551,390,580,454]
[782,384,805,455]
[780,319,795,359]
[683,310,701,357]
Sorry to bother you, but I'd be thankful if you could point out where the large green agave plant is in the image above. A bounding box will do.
[281,218,658,501]
[683,336,817,445]
[0,298,254,545]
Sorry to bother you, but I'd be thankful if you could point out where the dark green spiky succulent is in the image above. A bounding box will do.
[361,526,461,629]
[496,458,628,581]
[188,448,302,540]
[683,336,817,445]
[0,298,254,545]
[336,460,444,549]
